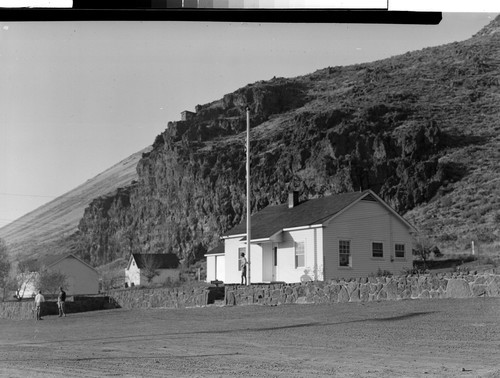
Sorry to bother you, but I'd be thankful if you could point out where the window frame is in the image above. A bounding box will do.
[372,242,384,259]
[294,241,305,269]
[339,239,351,268]
[394,243,406,259]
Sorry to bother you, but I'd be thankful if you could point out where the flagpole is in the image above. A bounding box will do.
[246,106,251,286]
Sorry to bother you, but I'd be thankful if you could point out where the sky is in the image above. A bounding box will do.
[0,12,498,228]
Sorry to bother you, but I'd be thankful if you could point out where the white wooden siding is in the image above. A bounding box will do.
[125,264,141,286]
[206,255,216,282]
[215,255,225,282]
[206,254,225,283]
[274,228,320,283]
[224,238,262,284]
[261,243,273,282]
[323,200,413,280]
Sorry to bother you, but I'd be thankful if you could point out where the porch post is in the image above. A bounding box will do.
[246,106,251,286]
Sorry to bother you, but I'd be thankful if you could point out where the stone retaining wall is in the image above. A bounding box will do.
[0,296,116,320]
[224,273,500,306]
[107,286,211,310]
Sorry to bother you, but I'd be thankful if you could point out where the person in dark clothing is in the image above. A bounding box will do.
[57,287,66,317]
[240,252,248,285]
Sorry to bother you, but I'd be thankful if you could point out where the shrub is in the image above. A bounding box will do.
[370,268,393,277]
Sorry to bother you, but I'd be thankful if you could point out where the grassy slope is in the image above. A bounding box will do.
[0,147,151,262]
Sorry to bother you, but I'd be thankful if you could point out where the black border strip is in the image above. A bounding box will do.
[0,9,442,24]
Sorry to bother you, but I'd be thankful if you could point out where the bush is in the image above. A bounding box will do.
[370,268,393,277]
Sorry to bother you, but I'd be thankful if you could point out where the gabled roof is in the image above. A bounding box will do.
[223,190,416,241]
[205,243,224,256]
[38,253,97,272]
[131,253,180,269]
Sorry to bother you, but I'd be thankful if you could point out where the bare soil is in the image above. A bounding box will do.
[1,298,499,377]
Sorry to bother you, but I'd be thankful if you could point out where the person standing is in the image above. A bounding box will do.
[240,252,248,285]
[34,290,45,320]
[57,287,66,317]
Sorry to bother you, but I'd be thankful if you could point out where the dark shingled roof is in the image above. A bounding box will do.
[224,191,368,240]
[132,253,180,269]
[206,243,225,255]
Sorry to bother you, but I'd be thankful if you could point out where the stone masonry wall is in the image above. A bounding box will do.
[0,300,36,320]
[106,286,211,310]
[224,272,500,306]
[0,296,116,320]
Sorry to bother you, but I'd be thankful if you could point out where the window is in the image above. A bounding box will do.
[238,247,246,271]
[295,242,305,268]
[339,240,351,267]
[395,243,405,258]
[273,246,278,267]
[372,242,384,258]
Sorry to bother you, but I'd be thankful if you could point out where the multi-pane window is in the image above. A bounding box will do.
[339,240,351,267]
[238,247,245,271]
[372,242,384,258]
[395,243,405,258]
[295,242,305,268]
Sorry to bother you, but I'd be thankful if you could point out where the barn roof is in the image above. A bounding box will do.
[131,253,180,269]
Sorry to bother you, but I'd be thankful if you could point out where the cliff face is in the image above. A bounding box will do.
[76,17,500,266]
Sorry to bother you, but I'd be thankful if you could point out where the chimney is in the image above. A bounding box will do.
[288,191,299,208]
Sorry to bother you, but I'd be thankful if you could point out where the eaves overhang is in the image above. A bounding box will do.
[282,224,324,232]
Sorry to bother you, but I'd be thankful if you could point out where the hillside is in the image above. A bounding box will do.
[0,147,151,262]
[3,17,500,266]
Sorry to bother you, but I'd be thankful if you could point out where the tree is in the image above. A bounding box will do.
[141,254,160,284]
[14,258,41,300]
[413,236,440,269]
[17,258,40,273]
[0,238,12,301]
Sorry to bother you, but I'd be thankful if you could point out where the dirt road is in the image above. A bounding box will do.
[1,297,499,377]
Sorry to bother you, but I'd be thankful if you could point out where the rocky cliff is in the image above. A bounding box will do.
[72,16,500,265]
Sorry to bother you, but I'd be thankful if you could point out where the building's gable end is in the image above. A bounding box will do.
[363,190,417,233]
[46,254,98,274]
[126,255,136,271]
[323,190,415,232]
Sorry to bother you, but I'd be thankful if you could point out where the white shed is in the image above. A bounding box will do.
[125,253,180,287]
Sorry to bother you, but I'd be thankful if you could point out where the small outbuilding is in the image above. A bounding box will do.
[40,254,100,295]
[125,253,180,287]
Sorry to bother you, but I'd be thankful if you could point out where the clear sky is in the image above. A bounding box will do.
[0,13,497,228]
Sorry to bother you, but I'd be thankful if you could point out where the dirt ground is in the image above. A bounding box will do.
[0,297,499,378]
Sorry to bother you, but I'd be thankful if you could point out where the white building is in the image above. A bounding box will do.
[125,253,180,287]
[206,190,416,284]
